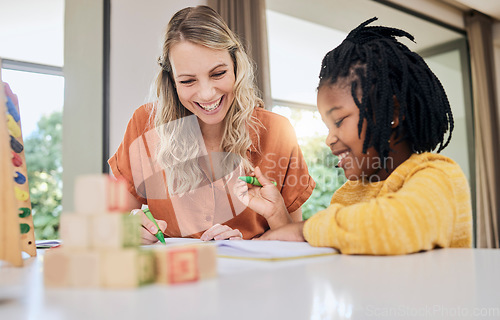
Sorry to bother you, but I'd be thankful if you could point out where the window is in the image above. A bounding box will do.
[0,0,65,240]
[266,0,472,219]
[266,8,348,219]
[272,105,345,219]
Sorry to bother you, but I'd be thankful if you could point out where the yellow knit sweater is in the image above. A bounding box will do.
[303,153,472,255]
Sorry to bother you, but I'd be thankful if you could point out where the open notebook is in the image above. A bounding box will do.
[158,238,338,261]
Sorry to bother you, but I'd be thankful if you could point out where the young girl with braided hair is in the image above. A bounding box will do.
[238,17,472,254]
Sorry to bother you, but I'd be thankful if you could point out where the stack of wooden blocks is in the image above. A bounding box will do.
[43,174,217,288]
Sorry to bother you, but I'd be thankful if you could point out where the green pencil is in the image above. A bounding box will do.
[238,176,277,187]
[142,208,166,244]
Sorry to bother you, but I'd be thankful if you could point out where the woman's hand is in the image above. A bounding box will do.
[235,167,291,228]
[256,221,306,242]
[131,209,168,245]
[200,224,243,241]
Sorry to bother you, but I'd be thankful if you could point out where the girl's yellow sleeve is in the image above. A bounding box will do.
[303,166,472,255]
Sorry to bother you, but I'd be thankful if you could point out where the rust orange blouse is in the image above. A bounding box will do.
[109,104,315,239]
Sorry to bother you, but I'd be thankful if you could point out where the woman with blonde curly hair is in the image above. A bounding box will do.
[109,5,315,243]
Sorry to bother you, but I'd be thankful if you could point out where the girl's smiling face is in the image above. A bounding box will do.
[317,83,388,181]
[169,41,235,129]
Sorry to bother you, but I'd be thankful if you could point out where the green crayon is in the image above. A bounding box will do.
[238,176,277,187]
[142,208,166,244]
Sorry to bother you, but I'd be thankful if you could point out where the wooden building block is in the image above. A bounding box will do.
[154,243,217,284]
[90,214,141,249]
[74,174,136,214]
[59,213,91,249]
[68,250,101,287]
[44,248,101,287]
[196,243,218,280]
[43,248,71,287]
[101,248,155,288]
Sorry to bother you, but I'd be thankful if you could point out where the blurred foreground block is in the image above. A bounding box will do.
[74,174,136,214]
[101,249,155,288]
[44,248,101,287]
[45,174,218,289]
[59,213,91,249]
[154,244,217,284]
[91,214,141,249]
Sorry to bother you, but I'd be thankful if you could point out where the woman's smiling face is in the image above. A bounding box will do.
[317,83,386,181]
[169,41,236,129]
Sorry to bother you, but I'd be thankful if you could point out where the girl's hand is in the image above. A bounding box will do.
[131,209,168,244]
[256,221,306,242]
[200,224,243,241]
[235,167,291,228]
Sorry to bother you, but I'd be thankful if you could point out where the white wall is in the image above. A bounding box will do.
[108,0,206,162]
[266,10,347,107]
[426,50,470,183]
[0,0,64,66]
[63,0,103,211]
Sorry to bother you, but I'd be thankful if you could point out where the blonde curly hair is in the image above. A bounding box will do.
[152,5,263,195]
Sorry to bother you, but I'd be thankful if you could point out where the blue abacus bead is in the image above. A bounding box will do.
[14,171,26,184]
[6,96,21,122]
[10,135,24,153]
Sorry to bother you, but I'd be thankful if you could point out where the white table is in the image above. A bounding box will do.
[1,248,499,320]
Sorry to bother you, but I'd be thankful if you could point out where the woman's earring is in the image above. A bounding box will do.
[391,121,395,125]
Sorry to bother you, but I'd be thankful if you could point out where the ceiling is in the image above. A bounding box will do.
[265,0,499,108]
[266,0,500,53]
[446,0,500,20]
[266,0,464,52]
[1,0,497,66]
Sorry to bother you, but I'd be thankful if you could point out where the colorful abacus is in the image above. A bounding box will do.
[1,67,31,266]
[4,82,37,258]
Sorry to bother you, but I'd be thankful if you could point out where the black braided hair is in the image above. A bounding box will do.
[318,17,454,164]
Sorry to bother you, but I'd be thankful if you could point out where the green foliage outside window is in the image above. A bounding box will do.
[277,106,346,220]
[25,111,62,240]
[299,135,346,220]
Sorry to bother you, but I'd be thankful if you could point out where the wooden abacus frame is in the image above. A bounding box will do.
[0,61,37,267]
